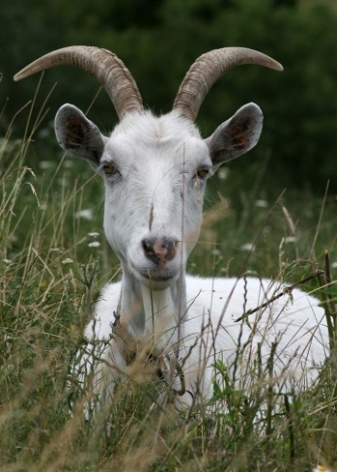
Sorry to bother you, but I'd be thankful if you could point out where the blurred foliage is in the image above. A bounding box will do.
[1,0,337,194]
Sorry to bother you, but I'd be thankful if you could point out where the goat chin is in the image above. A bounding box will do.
[74,275,328,417]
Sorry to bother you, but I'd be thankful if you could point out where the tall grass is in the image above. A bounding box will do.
[1,88,337,471]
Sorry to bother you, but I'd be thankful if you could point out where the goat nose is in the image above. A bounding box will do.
[142,237,178,265]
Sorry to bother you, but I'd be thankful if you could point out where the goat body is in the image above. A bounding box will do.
[82,274,327,409]
[15,46,328,412]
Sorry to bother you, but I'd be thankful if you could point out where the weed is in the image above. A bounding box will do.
[1,86,337,471]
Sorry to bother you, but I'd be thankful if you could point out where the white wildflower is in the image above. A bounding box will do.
[241,243,255,252]
[243,270,258,277]
[88,241,100,248]
[255,199,268,208]
[88,232,100,238]
[76,209,93,221]
[331,262,337,269]
[313,465,331,472]
[62,258,74,264]
[283,236,298,244]
[217,168,228,180]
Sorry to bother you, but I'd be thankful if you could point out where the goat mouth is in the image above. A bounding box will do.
[141,271,176,283]
[144,273,174,282]
[131,263,177,285]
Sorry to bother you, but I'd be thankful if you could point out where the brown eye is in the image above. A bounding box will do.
[103,164,119,175]
[197,166,209,179]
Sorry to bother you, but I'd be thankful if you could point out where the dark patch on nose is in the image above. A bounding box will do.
[142,237,178,266]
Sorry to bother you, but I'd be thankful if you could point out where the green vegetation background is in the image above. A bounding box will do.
[2,0,337,193]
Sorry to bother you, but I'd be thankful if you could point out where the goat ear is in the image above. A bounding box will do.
[55,104,106,166]
[206,103,263,168]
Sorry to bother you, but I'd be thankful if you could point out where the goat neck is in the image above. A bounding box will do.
[117,262,187,356]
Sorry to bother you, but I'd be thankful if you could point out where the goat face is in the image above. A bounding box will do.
[55,102,263,288]
[15,46,280,288]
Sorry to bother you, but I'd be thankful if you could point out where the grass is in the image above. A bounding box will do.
[1,90,337,471]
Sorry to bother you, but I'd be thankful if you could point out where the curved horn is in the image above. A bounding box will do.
[173,47,283,122]
[14,46,143,120]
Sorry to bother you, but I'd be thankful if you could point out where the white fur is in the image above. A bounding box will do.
[80,275,328,409]
[56,104,329,411]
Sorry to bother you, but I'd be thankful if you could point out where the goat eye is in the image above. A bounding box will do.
[196,166,209,179]
[103,164,119,175]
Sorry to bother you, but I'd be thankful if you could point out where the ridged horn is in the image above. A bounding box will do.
[14,46,143,120]
[173,47,283,122]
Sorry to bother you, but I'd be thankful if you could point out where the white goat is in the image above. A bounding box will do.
[15,46,328,412]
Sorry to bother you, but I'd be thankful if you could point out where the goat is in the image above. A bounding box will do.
[15,46,329,413]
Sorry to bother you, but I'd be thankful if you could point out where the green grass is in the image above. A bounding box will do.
[1,92,337,471]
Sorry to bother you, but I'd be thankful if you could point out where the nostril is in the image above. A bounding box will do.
[142,238,155,257]
[142,237,179,264]
[165,238,178,261]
